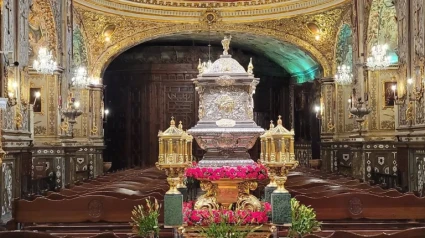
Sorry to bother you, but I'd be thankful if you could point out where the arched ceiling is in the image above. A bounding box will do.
[74,2,350,79]
[76,0,350,23]
[149,33,321,82]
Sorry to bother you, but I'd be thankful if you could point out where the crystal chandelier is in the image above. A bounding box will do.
[33,47,57,74]
[334,64,353,85]
[366,44,391,70]
[71,67,89,89]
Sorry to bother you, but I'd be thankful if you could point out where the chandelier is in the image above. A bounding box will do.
[366,44,391,70]
[33,47,57,74]
[334,64,353,85]
[71,67,89,89]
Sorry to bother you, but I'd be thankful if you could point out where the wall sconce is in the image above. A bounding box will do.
[7,82,18,107]
[314,105,322,120]
[395,80,406,105]
[33,91,41,105]
[407,64,425,101]
[347,99,354,118]
[89,77,102,86]
[103,108,109,123]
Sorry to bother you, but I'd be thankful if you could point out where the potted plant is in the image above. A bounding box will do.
[131,198,161,238]
[199,211,261,238]
[288,198,321,238]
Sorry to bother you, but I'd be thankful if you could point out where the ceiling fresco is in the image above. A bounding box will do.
[149,33,321,83]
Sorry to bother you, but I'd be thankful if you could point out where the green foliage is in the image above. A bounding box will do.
[199,211,261,238]
[288,198,321,237]
[131,198,161,237]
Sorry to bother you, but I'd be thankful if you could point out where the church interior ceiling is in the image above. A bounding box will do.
[75,0,350,23]
[144,33,321,83]
[74,1,351,82]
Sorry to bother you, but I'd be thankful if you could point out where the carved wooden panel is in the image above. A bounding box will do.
[103,45,290,169]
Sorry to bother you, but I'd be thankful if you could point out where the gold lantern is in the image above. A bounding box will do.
[259,116,298,193]
[156,117,193,194]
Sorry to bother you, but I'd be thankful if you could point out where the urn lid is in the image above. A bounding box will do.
[197,35,254,76]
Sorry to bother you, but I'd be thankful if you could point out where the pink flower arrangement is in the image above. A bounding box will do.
[185,163,268,181]
[183,201,271,226]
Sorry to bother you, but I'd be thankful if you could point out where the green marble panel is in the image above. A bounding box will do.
[271,192,292,225]
[264,186,277,203]
[164,194,183,227]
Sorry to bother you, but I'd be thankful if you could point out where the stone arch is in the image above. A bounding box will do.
[90,24,331,79]
[366,0,398,64]
[28,0,58,62]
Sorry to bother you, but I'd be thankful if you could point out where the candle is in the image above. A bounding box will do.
[391,84,397,98]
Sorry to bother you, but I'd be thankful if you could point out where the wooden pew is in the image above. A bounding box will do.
[302,227,425,238]
[294,193,425,220]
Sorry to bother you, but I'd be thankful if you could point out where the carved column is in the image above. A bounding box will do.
[88,84,103,140]
[320,78,336,138]
[413,0,425,126]
[395,0,410,128]
[352,0,365,106]
[319,78,336,172]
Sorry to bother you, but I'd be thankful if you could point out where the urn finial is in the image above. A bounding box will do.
[277,115,282,125]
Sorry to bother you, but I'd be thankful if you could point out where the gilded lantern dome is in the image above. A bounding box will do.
[157,117,193,166]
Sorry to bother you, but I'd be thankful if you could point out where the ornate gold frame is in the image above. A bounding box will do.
[381,79,397,110]
[29,83,45,115]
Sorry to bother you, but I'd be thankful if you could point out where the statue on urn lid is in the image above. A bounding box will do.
[247,58,254,74]
[221,35,232,56]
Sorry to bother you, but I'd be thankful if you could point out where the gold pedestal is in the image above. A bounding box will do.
[194,179,261,211]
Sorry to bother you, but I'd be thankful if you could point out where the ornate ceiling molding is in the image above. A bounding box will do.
[75,4,350,79]
[89,23,331,78]
[75,0,349,23]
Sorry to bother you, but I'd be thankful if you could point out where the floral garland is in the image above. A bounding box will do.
[183,201,271,225]
[185,162,268,181]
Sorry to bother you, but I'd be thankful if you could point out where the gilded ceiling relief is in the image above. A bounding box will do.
[76,0,349,21]
[74,4,349,79]
[29,0,57,62]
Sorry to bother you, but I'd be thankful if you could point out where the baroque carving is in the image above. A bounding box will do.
[74,5,343,78]
[367,0,398,64]
[414,0,424,58]
[200,8,220,26]
[18,0,30,67]
[29,0,58,61]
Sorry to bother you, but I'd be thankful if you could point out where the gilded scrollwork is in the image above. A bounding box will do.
[236,181,261,212]
[194,181,219,210]
[73,4,345,78]
[29,0,58,61]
